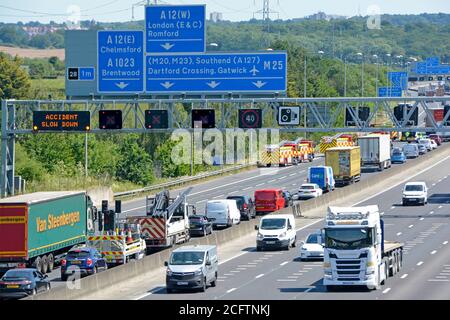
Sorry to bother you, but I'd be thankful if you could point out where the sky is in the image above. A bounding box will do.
[0,0,449,24]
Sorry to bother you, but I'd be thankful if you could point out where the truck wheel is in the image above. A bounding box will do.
[292,236,297,247]
[33,256,42,274]
[47,254,54,272]
[41,255,48,274]
[325,285,336,292]
[61,274,68,282]
[166,288,173,294]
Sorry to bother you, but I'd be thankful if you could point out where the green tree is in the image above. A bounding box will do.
[116,135,155,185]
[0,53,31,99]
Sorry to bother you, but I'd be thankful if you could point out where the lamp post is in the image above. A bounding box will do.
[356,52,364,97]
[373,54,379,95]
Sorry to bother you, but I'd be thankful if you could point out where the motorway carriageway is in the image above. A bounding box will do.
[140,151,450,300]
[43,142,409,289]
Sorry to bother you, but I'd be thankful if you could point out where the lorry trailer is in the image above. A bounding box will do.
[0,191,97,275]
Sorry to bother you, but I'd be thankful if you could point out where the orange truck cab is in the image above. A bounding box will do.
[254,189,285,214]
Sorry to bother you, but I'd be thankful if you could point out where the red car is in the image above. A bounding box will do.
[254,189,285,214]
[428,134,442,146]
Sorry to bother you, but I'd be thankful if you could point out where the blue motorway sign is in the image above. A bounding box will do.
[145,52,287,93]
[426,56,440,67]
[97,30,144,93]
[378,87,402,97]
[388,71,408,89]
[67,67,95,81]
[146,5,205,53]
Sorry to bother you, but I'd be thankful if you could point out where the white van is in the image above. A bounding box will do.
[402,181,428,206]
[255,214,296,251]
[206,200,241,229]
[165,245,218,293]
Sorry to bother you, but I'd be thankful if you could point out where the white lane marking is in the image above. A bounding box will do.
[292,183,297,186]
[288,276,298,279]
[380,212,385,215]
[391,206,395,210]
[409,225,414,228]
[397,232,402,236]
[303,267,313,270]
[278,176,287,180]
[230,270,240,273]
[289,173,296,176]
[382,288,391,294]
[256,183,265,187]
[268,179,276,183]
[304,265,320,267]
[133,285,165,300]
[227,288,237,293]
[280,261,289,266]
[439,179,442,182]
[293,273,303,276]
[229,191,239,194]
[436,276,448,279]
[417,261,424,266]
[217,279,225,282]
[122,205,146,214]
[254,259,264,262]
[420,217,425,221]
[443,241,449,245]
[401,274,408,279]
[431,250,437,255]
[243,187,252,191]
[439,206,443,209]
[428,279,449,282]
[223,274,234,276]
[255,274,264,279]
[277,279,296,282]
[248,262,258,265]
[236,267,247,270]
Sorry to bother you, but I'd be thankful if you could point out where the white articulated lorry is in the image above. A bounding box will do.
[323,205,403,291]
[358,134,392,171]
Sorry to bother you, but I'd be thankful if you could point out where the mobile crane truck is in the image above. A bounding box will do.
[323,205,403,291]
[128,188,195,252]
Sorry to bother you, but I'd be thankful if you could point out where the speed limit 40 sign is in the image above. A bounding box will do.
[238,109,262,128]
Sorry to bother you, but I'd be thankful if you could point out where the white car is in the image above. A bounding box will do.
[299,232,324,260]
[296,183,323,200]
[429,139,438,150]
[418,138,432,151]
[402,181,428,206]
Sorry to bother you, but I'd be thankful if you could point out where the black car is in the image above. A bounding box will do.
[189,215,213,236]
[0,268,50,299]
[226,195,256,220]
[282,191,293,207]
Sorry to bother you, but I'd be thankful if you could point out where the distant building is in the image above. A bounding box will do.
[22,25,61,37]
[306,11,347,21]
[210,12,223,22]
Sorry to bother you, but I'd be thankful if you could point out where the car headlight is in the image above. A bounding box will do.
[257,232,264,240]
[195,269,203,276]
[166,269,172,276]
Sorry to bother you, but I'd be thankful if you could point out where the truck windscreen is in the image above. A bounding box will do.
[325,227,374,249]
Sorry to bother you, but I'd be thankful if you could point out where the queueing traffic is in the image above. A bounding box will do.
[0,131,445,298]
